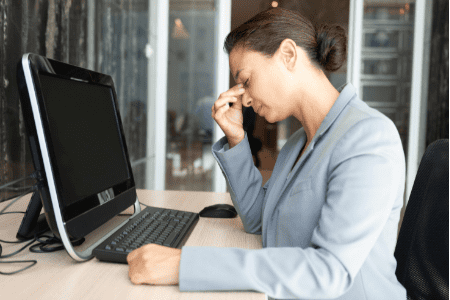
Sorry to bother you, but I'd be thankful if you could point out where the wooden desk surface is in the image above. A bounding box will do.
[0,189,265,300]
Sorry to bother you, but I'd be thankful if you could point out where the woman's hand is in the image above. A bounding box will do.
[127,244,181,285]
[211,84,246,148]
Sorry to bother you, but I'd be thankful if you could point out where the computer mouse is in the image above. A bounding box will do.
[199,204,238,218]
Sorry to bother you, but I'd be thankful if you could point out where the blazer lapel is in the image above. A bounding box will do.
[262,129,307,244]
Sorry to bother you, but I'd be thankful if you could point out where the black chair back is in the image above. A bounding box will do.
[395,139,449,300]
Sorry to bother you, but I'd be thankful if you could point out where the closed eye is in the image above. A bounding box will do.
[243,79,249,87]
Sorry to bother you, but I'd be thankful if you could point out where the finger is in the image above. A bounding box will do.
[127,247,141,263]
[231,93,243,110]
[127,251,136,263]
[130,272,143,285]
[127,253,134,264]
[220,84,246,97]
[129,264,140,284]
[214,103,233,120]
[213,96,238,113]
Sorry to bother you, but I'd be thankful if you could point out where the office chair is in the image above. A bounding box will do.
[395,139,449,300]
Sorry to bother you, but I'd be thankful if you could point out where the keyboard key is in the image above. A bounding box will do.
[163,230,180,247]
[116,247,124,252]
[105,245,112,250]
[168,220,178,228]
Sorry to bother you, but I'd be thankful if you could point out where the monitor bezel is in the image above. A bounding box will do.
[17,53,140,248]
[36,71,134,222]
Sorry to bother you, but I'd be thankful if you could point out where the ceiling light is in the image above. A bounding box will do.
[172,18,190,39]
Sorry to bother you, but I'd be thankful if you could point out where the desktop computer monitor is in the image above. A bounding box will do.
[16,53,141,260]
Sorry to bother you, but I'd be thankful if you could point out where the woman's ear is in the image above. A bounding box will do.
[277,39,297,71]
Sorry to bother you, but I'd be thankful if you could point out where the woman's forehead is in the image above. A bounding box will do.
[229,47,246,69]
[229,48,263,80]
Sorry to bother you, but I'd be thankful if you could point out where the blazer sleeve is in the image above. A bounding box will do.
[179,117,405,299]
[211,131,269,235]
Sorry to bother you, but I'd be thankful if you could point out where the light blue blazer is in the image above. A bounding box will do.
[179,83,407,300]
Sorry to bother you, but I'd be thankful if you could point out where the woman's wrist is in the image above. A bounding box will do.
[227,132,245,149]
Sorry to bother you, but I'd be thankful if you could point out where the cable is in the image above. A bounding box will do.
[0,173,37,203]
[0,238,37,259]
[0,175,34,190]
[29,234,85,253]
[0,212,27,244]
[0,187,35,218]
[1,185,35,192]
[0,188,38,275]
[0,181,87,275]
[0,260,37,275]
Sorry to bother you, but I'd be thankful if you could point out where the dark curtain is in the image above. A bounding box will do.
[0,0,88,202]
[0,0,149,202]
[426,0,449,147]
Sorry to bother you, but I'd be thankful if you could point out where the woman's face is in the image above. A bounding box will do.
[229,46,294,124]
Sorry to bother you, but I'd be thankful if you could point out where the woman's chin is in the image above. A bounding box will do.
[264,114,275,124]
[258,109,276,123]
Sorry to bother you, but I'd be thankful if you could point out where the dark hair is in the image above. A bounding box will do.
[224,8,347,73]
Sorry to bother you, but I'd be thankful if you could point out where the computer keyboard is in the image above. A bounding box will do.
[93,206,199,263]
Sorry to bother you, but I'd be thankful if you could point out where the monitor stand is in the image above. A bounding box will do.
[16,190,50,240]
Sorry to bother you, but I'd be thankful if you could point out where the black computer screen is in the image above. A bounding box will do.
[38,73,130,209]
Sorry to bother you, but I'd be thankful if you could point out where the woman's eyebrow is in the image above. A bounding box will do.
[234,68,243,82]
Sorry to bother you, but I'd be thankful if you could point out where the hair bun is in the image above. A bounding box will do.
[316,24,347,72]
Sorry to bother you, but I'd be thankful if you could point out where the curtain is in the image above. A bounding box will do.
[0,0,88,202]
[0,0,149,202]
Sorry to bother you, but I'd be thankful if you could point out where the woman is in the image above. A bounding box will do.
[127,8,406,300]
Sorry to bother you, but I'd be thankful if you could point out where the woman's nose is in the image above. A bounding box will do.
[242,93,252,107]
